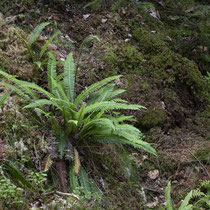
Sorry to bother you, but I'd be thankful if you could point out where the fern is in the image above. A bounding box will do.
[78,167,91,199]
[28,22,50,46]
[40,30,60,59]
[165,181,174,210]
[74,75,122,106]
[0,91,9,108]
[47,52,57,94]
[64,53,75,103]
[0,49,157,198]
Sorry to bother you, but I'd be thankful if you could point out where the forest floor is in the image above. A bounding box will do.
[0,1,209,209]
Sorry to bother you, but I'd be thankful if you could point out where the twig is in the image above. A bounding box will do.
[56,191,80,200]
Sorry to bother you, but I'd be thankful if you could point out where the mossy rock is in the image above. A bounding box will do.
[137,107,167,129]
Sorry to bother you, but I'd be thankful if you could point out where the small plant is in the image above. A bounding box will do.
[15,22,60,67]
[0,175,24,206]
[0,52,157,198]
[165,180,210,210]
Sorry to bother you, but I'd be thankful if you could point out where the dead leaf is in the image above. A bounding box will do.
[148,169,159,180]
[146,197,159,208]
[185,7,195,13]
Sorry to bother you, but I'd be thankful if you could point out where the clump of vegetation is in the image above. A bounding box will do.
[0,48,157,199]
[165,180,210,209]
[137,108,167,130]
[104,43,144,74]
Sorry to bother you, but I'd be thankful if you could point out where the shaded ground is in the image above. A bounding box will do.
[0,1,209,209]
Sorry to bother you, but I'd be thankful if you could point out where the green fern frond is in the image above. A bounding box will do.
[28,22,50,46]
[40,30,60,59]
[74,75,122,106]
[165,182,174,210]
[69,166,80,193]
[64,53,75,103]
[22,82,53,99]
[115,124,143,139]
[78,167,91,199]
[75,103,86,125]
[87,84,115,105]
[0,82,31,101]
[47,53,57,93]
[51,77,68,101]
[81,118,115,138]
[84,101,144,114]
[23,99,58,109]
[57,131,67,159]
[191,189,205,198]
[0,91,9,107]
[4,161,33,189]
[108,88,126,100]
[113,131,157,155]
[200,180,210,187]
[116,115,136,122]
[178,190,193,210]
[15,30,34,61]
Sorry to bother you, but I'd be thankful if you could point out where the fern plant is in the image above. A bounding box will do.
[16,22,60,67]
[0,52,157,197]
[165,180,210,210]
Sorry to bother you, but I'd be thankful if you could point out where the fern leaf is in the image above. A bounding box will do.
[87,84,115,105]
[51,77,68,101]
[4,161,33,189]
[116,131,156,155]
[108,89,126,100]
[50,116,60,135]
[28,22,50,46]
[81,118,115,138]
[69,165,80,193]
[84,101,144,114]
[15,30,34,61]
[74,148,81,175]
[40,30,60,59]
[115,124,143,139]
[47,52,57,93]
[75,103,86,126]
[0,91,9,107]
[0,82,31,101]
[178,191,193,210]
[64,53,75,103]
[57,131,67,159]
[21,82,53,99]
[23,99,57,109]
[74,75,122,107]
[78,167,91,199]
[116,115,136,122]
[165,181,174,210]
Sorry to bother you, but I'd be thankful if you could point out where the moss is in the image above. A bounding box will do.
[193,105,210,139]
[137,107,167,129]
[0,26,35,79]
[132,28,167,55]
[195,148,210,164]
[104,42,144,74]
